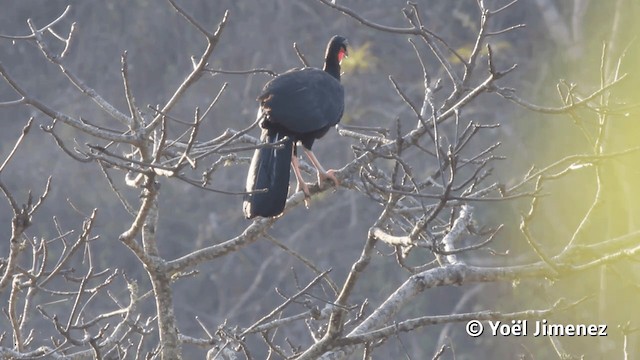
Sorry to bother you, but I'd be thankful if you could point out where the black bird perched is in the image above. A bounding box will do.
[243,35,348,219]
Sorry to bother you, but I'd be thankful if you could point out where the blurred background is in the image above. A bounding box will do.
[0,0,638,358]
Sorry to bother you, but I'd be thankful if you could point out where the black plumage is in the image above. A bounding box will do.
[243,35,348,219]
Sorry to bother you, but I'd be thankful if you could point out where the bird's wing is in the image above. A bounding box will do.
[259,68,344,134]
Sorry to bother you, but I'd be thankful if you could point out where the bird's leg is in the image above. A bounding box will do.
[291,151,311,208]
[302,148,339,186]
[291,156,311,196]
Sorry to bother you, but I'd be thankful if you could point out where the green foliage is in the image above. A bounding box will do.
[341,42,377,74]
[449,41,511,64]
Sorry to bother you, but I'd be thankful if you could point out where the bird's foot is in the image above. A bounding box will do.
[296,182,312,209]
[318,169,340,187]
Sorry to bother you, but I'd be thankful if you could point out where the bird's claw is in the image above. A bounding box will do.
[296,181,311,197]
[296,170,339,210]
[296,182,312,209]
[318,169,340,187]
[303,197,310,209]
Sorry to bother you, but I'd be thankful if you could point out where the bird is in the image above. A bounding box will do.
[243,35,348,219]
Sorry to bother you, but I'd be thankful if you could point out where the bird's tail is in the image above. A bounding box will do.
[243,129,293,218]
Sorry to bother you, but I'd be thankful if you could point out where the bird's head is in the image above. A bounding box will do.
[326,35,349,65]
